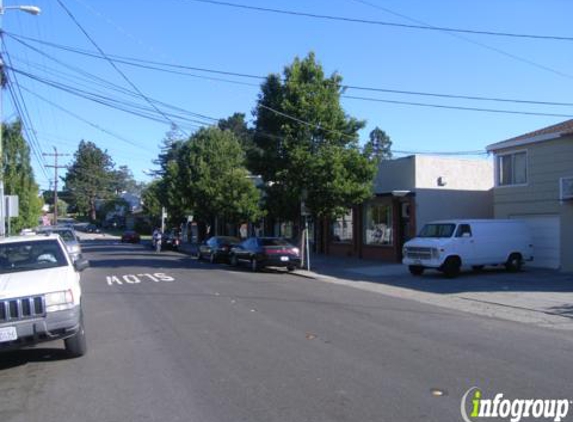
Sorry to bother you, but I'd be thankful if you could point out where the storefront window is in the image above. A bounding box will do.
[331,210,353,243]
[364,202,393,245]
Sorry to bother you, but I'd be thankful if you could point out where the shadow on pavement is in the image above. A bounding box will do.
[0,348,70,370]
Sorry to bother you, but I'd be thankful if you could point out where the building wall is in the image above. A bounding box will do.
[492,137,573,271]
[493,137,573,217]
[562,204,573,272]
[373,156,416,193]
[414,155,493,191]
[415,189,493,231]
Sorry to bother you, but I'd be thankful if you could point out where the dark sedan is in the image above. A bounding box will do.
[198,236,240,263]
[229,237,301,272]
[121,230,140,243]
[161,231,181,250]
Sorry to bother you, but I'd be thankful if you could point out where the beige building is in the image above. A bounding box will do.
[487,119,573,271]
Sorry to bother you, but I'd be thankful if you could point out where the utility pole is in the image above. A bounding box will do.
[43,147,69,225]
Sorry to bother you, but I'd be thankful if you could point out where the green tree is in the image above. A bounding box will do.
[364,127,392,162]
[152,124,185,177]
[175,127,262,226]
[141,180,163,223]
[111,165,143,195]
[252,52,376,221]
[63,140,115,221]
[2,120,43,233]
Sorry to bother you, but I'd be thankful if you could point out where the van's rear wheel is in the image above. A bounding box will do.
[409,265,424,276]
[442,257,461,278]
[505,253,523,272]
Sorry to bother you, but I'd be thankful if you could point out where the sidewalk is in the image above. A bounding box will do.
[295,253,573,330]
[178,242,573,330]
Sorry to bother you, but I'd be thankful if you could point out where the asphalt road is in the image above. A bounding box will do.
[1,240,572,422]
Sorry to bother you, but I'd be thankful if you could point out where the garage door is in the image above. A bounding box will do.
[511,215,560,269]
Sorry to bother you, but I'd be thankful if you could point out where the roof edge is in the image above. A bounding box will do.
[486,132,562,152]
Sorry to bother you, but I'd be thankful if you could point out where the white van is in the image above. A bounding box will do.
[402,219,533,277]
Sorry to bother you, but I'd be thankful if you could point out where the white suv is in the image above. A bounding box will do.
[0,234,89,357]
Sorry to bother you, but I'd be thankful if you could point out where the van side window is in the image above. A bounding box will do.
[455,224,472,238]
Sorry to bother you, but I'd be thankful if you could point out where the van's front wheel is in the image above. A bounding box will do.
[442,257,461,278]
[505,253,523,272]
[409,265,424,276]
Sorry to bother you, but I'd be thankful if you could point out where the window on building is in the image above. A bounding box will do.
[498,151,527,186]
[331,210,353,243]
[364,203,393,246]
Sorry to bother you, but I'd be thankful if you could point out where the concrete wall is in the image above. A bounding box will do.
[415,189,493,231]
[414,155,493,191]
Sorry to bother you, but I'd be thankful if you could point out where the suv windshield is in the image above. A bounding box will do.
[0,239,68,274]
[418,223,456,238]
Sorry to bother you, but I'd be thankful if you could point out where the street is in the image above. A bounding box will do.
[1,239,572,422]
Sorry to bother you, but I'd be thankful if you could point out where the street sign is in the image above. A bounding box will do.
[6,195,18,218]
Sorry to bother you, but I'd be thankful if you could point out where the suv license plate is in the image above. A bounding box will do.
[280,256,289,262]
[0,327,17,343]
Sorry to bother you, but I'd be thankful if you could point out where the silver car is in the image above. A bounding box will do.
[37,227,83,262]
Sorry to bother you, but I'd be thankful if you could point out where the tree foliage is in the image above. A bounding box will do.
[252,52,376,220]
[63,140,115,221]
[364,127,392,162]
[175,127,262,225]
[2,120,43,232]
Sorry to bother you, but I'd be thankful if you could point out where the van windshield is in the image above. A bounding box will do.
[419,224,456,238]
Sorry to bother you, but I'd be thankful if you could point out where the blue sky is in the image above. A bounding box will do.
[3,0,572,190]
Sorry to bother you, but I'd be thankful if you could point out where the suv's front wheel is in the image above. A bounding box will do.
[65,311,87,358]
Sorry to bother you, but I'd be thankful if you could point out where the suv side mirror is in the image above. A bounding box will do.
[74,258,90,272]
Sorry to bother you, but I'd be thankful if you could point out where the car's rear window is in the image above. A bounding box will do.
[0,239,68,274]
[39,229,76,242]
[261,238,291,246]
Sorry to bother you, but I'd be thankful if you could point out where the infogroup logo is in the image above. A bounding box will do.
[461,387,571,422]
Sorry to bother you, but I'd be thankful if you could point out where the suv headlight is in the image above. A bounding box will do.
[45,290,74,312]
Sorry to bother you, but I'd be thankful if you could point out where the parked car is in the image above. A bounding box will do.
[402,219,533,278]
[161,230,181,251]
[85,224,101,234]
[121,230,141,243]
[229,237,301,272]
[0,234,89,357]
[36,226,83,262]
[198,236,240,263]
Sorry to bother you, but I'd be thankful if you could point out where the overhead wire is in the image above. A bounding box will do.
[1,41,50,180]
[6,31,573,110]
[54,0,189,136]
[345,0,573,80]
[185,0,573,42]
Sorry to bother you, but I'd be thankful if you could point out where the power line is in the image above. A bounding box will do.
[55,0,188,136]
[1,46,50,180]
[186,0,573,42]
[7,31,573,109]
[346,0,573,80]
[342,95,573,118]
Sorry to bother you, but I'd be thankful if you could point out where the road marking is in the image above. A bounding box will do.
[106,273,175,286]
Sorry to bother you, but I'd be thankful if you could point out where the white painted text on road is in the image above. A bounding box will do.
[106,273,175,286]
